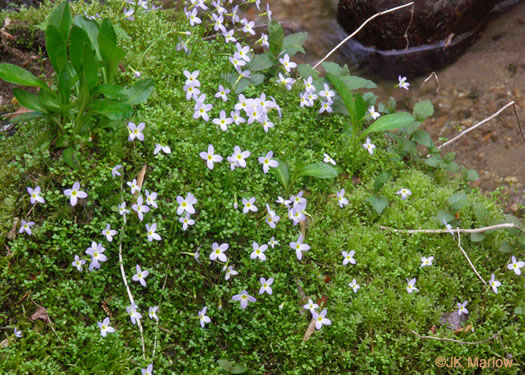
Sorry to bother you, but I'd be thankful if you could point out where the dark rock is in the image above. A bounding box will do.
[337,0,524,78]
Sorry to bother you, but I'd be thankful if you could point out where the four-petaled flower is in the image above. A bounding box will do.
[112,165,122,177]
[177,192,197,215]
[72,255,86,271]
[349,279,360,293]
[421,256,434,267]
[312,309,331,330]
[279,54,296,73]
[27,186,45,204]
[323,153,336,166]
[215,84,230,101]
[146,223,161,242]
[119,202,130,216]
[242,197,258,214]
[212,110,233,131]
[154,144,171,155]
[457,301,468,315]
[303,298,319,313]
[396,188,412,200]
[179,213,195,231]
[127,179,141,194]
[145,190,158,208]
[363,138,376,155]
[128,122,145,141]
[230,146,251,169]
[97,317,115,337]
[127,303,142,325]
[406,278,419,293]
[223,265,238,280]
[141,363,154,375]
[258,151,278,173]
[148,306,159,321]
[250,242,268,261]
[210,242,229,262]
[132,264,150,287]
[290,233,310,260]
[14,327,22,338]
[19,220,35,235]
[86,242,107,271]
[198,306,211,327]
[489,274,501,294]
[200,144,223,170]
[259,277,274,295]
[101,224,117,242]
[398,75,410,90]
[64,182,87,206]
[232,290,256,309]
[368,106,380,120]
[132,195,150,221]
[337,188,348,208]
[508,256,524,275]
[342,250,356,265]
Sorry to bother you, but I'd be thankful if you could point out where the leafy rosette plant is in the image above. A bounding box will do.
[0,2,154,167]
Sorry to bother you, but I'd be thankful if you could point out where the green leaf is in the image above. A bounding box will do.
[424,154,442,167]
[96,84,128,99]
[81,43,99,92]
[462,168,478,182]
[413,100,434,121]
[296,162,338,179]
[297,64,319,80]
[515,305,524,315]
[0,63,49,91]
[55,135,71,148]
[271,159,289,188]
[472,202,491,226]
[249,73,265,86]
[445,161,461,173]
[373,170,391,193]
[498,240,513,253]
[247,53,274,72]
[47,1,72,43]
[443,152,456,163]
[326,73,355,120]
[361,112,415,138]
[46,25,68,73]
[9,111,45,123]
[13,89,47,113]
[470,232,485,242]
[282,32,307,57]
[231,365,246,374]
[362,92,377,107]
[268,21,283,57]
[355,93,366,123]
[124,79,154,105]
[217,359,233,372]
[73,15,100,58]
[434,210,454,225]
[411,129,433,148]
[235,78,250,94]
[321,62,349,77]
[62,147,78,169]
[98,19,125,82]
[58,69,72,104]
[341,75,377,90]
[89,100,132,120]
[448,193,469,212]
[69,26,90,73]
[367,195,389,214]
[38,89,62,112]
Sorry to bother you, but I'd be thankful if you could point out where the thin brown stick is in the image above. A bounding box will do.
[380,223,525,235]
[403,3,415,50]
[512,103,525,144]
[313,2,414,69]
[417,71,440,96]
[152,266,170,358]
[439,101,514,149]
[409,329,499,345]
[456,229,487,285]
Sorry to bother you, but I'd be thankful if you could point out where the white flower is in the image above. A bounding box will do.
[259,277,274,295]
[229,145,251,169]
[290,233,310,260]
[145,190,158,208]
[303,298,319,313]
[406,278,419,293]
[97,317,115,337]
[231,110,245,125]
[258,151,279,173]
[27,186,45,204]
[126,303,142,325]
[457,301,468,315]
[14,327,22,338]
[398,75,410,90]
[141,363,154,375]
[132,264,150,287]
[268,236,279,248]
[148,306,159,321]
[489,274,501,294]
[443,219,455,237]
[342,250,356,265]
[184,83,200,100]
[279,54,296,73]
[19,220,35,235]
[290,191,307,207]
[119,202,130,216]
[64,182,87,206]
[223,29,237,44]
[323,153,336,166]
[101,224,117,242]
[235,43,251,62]
[128,122,145,141]
[183,70,200,87]
[363,138,376,155]
[250,242,268,261]
[146,223,161,242]
[187,8,201,26]
[242,197,258,214]
[319,83,335,100]
[312,309,331,330]
[420,256,434,267]
[72,255,86,272]
[223,265,238,280]
[154,144,171,155]
[232,290,256,309]
[176,192,197,215]
[111,165,122,177]
[198,306,211,328]
[212,110,234,131]
[349,279,360,293]
[199,144,223,170]
[215,84,230,101]
[396,188,412,200]
[368,106,380,120]
[277,73,294,90]
[132,196,150,221]
[319,100,333,114]
[265,204,280,229]
[276,196,291,206]
[179,213,195,231]
[508,256,525,275]
[241,19,255,35]
[210,242,229,262]
[337,189,349,208]
[85,242,107,271]
[127,179,140,194]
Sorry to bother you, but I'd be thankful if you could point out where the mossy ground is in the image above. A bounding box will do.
[0,1,524,374]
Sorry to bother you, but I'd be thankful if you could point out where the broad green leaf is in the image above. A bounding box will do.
[58,69,72,104]
[13,89,47,113]
[89,100,132,120]
[424,154,442,167]
[373,170,391,193]
[321,62,349,77]
[268,21,283,57]
[472,202,491,226]
[355,93,366,123]
[413,100,434,121]
[124,79,154,105]
[470,232,485,242]
[217,360,233,372]
[503,214,522,235]
[231,365,246,374]
[98,19,125,82]
[47,2,72,43]
[56,135,71,148]
[411,129,433,148]
[448,193,469,212]
[81,43,99,92]
[38,89,62,112]
[498,240,513,253]
[62,147,78,168]
[445,161,461,173]
[69,26,89,72]
[46,25,68,73]
[296,162,338,179]
[342,75,377,90]
[235,78,250,94]
[271,159,289,188]
[462,168,478,182]
[297,64,319,80]
[96,84,128,99]
[9,111,45,123]
[443,152,456,163]
[367,195,389,214]
[434,210,454,225]
[0,63,49,91]
[361,112,414,138]
[247,53,274,72]
[326,73,355,121]
[515,305,524,315]
[282,32,307,57]
[73,15,100,58]
[362,92,377,107]
[249,73,265,86]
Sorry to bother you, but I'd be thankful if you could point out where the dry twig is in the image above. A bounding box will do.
[409,330,499,345]
[456,229,487,285]
[380,223,525,235]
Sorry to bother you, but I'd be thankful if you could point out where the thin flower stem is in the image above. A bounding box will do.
[438,101,515,149]
[312,2,414,70]
[456,229,487,285]
[380,223,525,235]
[409,330,499,345]
[152,266,169,358]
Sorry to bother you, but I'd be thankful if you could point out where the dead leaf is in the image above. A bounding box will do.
[303,319,317,341]
[30,306,49,323]
[440,310,467,330]
[430,325,437,334]
[4,106,32,120]
[455,324,473,335]
[323,275,332,284]
[136,164,147,193]
[7,217,19,240]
